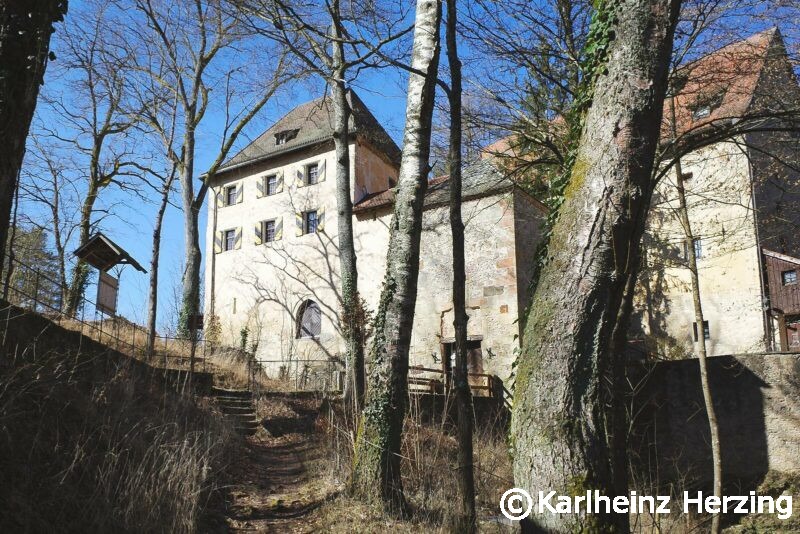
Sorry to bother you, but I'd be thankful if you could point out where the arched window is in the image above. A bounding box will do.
[296,300,321,338]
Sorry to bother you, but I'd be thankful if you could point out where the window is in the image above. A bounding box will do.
[691,92,724,121]
[263,220,276,243]
[224,185,237,206]
[693,320,710,341]
[266,174,278,195]
[304,210,318,234]
[782,270,798,286]
[683,238,703,260]
[275,129,298,145]
[306,163,319,185]
[296,300,321,338]
[223,229,236,251]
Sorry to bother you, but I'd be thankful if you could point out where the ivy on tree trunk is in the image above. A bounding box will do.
[511,0,681,531]
[350,0,441,514]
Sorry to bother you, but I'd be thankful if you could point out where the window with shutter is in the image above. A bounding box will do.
[224,185,236,206]
[223,229,236,251]
[304,210,318,234]
[296,300,321,338]
[306,163,319,185]
[266,175,278,195]
[264,220,276,242]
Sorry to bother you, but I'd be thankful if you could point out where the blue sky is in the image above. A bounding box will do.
[20,0,797,332]
[24,2,413,330]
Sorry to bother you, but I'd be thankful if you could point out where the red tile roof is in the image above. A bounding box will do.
[665,28,779,139]
[481,29,786,160]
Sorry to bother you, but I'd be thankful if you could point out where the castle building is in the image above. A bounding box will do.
[204,91,545,385]
[636,28,800,356]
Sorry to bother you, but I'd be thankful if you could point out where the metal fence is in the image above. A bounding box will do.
[1,256,215,372]
[256,358,343,392]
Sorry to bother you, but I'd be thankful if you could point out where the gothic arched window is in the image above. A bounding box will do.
[296,300,321,338]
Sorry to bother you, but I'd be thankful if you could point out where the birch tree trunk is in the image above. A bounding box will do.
[511,0,681,531]
[0,0,67,279]
[350,0,441,513]
[445,0,475,530]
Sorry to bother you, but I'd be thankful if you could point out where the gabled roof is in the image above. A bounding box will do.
[217,90,401,175]
[353,159,543,213]
[665,28,784,139]
[73,232,146,273]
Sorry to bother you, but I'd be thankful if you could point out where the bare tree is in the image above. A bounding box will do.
[444,0,475,531]
[0,0,68,280]
[350,0,441,513]
[510,1,681,532]
[17,134,82,303]
[123,0,294,379]
[41,3,150,315]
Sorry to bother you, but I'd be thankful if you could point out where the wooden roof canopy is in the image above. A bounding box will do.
[73,232,147,273]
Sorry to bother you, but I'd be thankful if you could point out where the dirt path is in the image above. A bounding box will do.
[223,393,335,533]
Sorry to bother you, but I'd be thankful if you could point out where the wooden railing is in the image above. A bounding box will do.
[408,365,511,409]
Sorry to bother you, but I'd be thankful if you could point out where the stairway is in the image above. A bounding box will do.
[212,387,259,436]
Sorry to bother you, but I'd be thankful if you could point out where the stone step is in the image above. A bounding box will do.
[219,404,254,414]
[212,387,252,399]
[235,416,259,425]
[215,396,253,406]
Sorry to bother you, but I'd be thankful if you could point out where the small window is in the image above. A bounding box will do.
[223,229,236,251]
[693,320,710,341]
[225,185,237,206]
[782,270,797,286]
[266,175,278,195]
[683,238,703,260]
[304,210,318,234]
[263,220,276,243]
[275,129,298,145]
[306,163,319,185]
[296,300,321,338]
[691,92,724,121]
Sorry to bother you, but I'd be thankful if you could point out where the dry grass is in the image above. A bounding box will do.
[309,399,514,532]
[56,317,287,391]
[0,346,239,533]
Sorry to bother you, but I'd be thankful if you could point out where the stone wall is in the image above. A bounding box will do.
[631,353,800,490]
[636,140,768,357]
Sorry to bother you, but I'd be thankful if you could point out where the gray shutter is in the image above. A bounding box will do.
[215,188,224,208]
[256,177,264,198]
[275,217,283,241]
[295,212,304,236]
[318,159,326,182]
[296,168,305,188]
[214,231,222,254]
[254,222,263,245]
[236,183,244,204]
[234,227,242,249]
[277,171,284,193]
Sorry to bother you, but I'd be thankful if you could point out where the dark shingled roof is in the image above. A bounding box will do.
[354,159,525,213]
[217,90,401,174]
